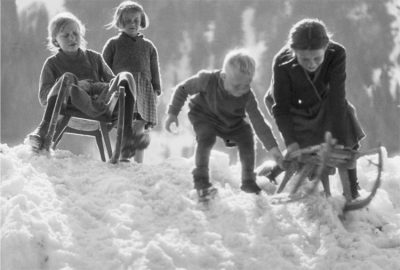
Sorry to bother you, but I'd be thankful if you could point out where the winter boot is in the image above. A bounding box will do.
[348,169,361,199]
[120,127,136,162]
[27,121,49,151]
[240,180,262,194]
[133,130,151,150]
[196,186,218,203]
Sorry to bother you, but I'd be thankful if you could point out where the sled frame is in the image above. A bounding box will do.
[275,132,383,212]
[51,86,126,163]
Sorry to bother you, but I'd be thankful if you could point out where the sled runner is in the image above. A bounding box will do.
[51,86,126,164]
[263,132,383,212]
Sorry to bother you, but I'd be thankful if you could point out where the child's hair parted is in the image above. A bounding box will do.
[47,12,87,54]
[288,18,332,50]
[222,49,256,77]
[107,1,149,30]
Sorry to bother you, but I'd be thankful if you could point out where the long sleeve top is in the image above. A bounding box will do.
[168,70,278,150]
[266,41,348,146]
[39,49,114,106]
[102,32,161,93]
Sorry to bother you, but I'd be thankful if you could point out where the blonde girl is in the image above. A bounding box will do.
[27,12,138,156]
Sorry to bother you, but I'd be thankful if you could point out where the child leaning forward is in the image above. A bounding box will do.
[165,49,283,201]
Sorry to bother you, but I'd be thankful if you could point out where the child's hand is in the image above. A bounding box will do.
[285,142,300,159]
[164,114,179,134]
[269,146,284,168]
[154,89,162,96]
[77,79,92,93]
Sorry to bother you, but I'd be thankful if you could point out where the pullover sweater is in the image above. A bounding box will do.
[39,49,114,106]
[102,32,161,93]
[168,70,278,150]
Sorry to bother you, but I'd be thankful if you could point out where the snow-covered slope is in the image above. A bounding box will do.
[1,144,399,270]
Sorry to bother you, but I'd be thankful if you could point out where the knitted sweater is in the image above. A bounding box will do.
[168,70,278,150]
[39,49,114,106]
[102,32,161,93]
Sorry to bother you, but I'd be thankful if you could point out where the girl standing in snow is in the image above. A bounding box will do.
[26,12,138,156]
[103,1,162,163]
[265,18,365,199]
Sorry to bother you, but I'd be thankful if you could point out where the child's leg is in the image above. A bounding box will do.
[132,119,146,163]
[192,122,217,190]
[347,145,360,199]
[348,167,360,199]
[229,123,260,194]
[28,73,75,150]
[113,76,136,160]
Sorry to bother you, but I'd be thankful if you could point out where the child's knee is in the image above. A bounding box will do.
[132,120,146,133]
[62,72,78,82]
[197,133,216,147]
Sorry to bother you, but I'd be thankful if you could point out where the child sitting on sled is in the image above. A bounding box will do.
[164,48,283,201]
[26,12,147,157]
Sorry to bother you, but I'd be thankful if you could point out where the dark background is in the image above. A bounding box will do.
[1,0,399,163]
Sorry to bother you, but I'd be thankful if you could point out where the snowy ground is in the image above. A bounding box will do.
[1,143,400,270]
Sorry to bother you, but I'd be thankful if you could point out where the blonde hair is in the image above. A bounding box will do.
[222,49,256,77]
[47,12,87,53]
[107,1,149,30]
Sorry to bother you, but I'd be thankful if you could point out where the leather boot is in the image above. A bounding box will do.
[27,121,49,151]
[348,168,360,199]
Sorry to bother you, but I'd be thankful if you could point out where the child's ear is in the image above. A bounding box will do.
[220,72,226,81]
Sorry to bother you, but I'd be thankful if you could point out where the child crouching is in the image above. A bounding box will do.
[165,49,283,201]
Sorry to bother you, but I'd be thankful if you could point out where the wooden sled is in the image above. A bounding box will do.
[47,83,126,164]
[271,132,383,212]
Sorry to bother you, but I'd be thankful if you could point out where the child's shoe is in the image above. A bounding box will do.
[348,169,361,199]
[350,183,361,199]
[133,131,151,150]
[120,131,151,162]
[120,135,136,162]
[27,121,49,151]
[197,186,218,203]
[240,180,262,194]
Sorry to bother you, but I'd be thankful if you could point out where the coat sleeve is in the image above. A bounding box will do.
[327,46,347,144]
[247,91,279,150]
[270,59,296,146]
[38,59,57,106]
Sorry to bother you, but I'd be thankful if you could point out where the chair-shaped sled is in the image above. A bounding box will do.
[263,132,383,212]
[48,86,126,164]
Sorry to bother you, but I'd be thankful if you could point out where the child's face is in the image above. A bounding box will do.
[294,48,326,72]
[55,22,81,54]
[121,10,141,37]
[222,66,253,97]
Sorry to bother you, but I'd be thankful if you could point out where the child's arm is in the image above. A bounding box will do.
[327,46,347,145]
[99,56,115,82]
[246,91,283,164]
[102,39,114,70]
[167,71,208,116]
[38,59,57,106]
[270,61,296,147]
[165,71,209,133]
[150,45,162,96]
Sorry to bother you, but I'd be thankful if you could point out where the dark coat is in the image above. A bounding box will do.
[265,41,365,148]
